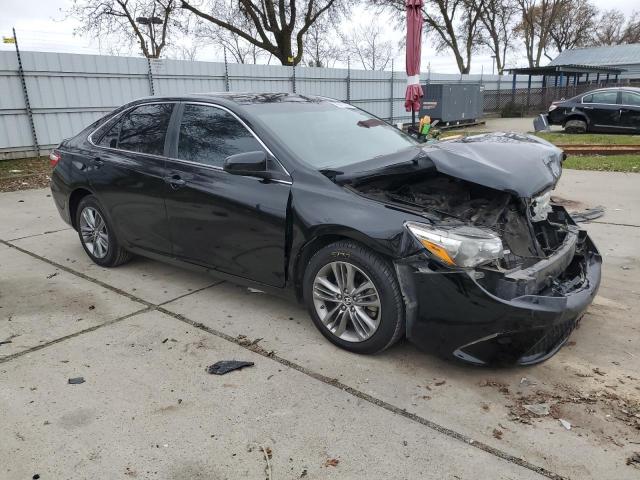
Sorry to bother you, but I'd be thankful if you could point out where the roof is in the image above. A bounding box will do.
[182,92,324,105]
[549,43,640,67]
[506,64,625,76]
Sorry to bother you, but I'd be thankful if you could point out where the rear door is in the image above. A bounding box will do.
[164,102,291,287]
[620,91,640,132]
[582,90,622,131]
[88,102,174,254]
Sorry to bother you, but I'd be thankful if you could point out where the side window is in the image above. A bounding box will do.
[118,103,174,155]
[97,121,120,148]
[581,94,592,104]
[177,104,263,167]
[589,91,618,105]
[621,92,640,106]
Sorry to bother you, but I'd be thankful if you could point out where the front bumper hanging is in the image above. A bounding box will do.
[395,227,601,366]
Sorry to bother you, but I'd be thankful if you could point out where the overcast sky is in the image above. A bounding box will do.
[0,0,638,74]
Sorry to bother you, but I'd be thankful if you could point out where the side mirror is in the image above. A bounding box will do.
[223,151,270,179]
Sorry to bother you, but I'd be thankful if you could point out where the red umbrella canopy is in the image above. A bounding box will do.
[404,0,424,113]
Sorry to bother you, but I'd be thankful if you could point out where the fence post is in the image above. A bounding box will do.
[223,48,230,92]
[496,75,502,112]
[146,57,155,95]
[346,58,351,104]
[292,61,296,93]
[12,28,40,158]
[389,60,394,123]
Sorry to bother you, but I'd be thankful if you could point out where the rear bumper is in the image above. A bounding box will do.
[396,229,601,366]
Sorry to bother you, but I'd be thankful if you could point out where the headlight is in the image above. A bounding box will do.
[405,222,504,268]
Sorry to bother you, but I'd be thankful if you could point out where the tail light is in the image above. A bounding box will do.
[49,150,61,167]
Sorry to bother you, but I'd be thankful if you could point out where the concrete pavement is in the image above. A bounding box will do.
[1,170,639,479]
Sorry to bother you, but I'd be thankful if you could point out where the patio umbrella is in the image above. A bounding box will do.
[404,0,424,127]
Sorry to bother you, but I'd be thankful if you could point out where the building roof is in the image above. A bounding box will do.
[506,64,625,76]
[549,43,640,67]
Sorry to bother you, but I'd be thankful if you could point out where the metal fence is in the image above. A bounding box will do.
[1,50,546,159]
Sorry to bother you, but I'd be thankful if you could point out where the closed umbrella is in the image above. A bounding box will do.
[404,0,423,128]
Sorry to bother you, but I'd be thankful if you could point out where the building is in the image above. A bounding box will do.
[549,43,640,82]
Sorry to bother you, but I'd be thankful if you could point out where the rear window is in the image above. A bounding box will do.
[621,91,640,106]
[97,103,174,156]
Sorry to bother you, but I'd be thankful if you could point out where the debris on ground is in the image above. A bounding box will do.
[492,428,503,440]
[520,377,537,387]
[523,403,551,416]
[433,378,446,386]
[627,453,640,469]
[569,205,605,223]
[237,334,263,347]
[559,419,572,430]
[206,360,254,375]
[324,458,339,467]
[46,272,58,279]
[88,305,95,310]
[0,339,13,346]
[592,367,607,376]
[68,377,85,385]
[261,445,273,480]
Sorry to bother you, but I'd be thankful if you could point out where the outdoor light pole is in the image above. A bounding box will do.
[136,16,163,57]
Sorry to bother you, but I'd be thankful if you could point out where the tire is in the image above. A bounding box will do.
[75,195,131,267]
[564,119,587,134]
[303,240,405,354]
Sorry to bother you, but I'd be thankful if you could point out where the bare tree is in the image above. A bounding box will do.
[196,18,269,64]
[546,0,597,58]
[515,0,564,67]
[303,19,343,67]
[67,0,181,58]
[474,0,518,74]
[341,24,394,70]
[593,9,640,46]
[369,0,483,74]
[180,0,342,65]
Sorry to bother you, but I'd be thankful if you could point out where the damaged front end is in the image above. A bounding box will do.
[343,133,601,365]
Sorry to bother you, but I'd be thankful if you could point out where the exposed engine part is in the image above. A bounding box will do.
[351,171,570,274]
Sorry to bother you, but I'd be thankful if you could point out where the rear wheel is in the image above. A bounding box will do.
[76,195,131,267]
[564,119,587,134]
[303,240,404,354]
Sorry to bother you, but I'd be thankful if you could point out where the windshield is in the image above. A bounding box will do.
[245,100,418,169]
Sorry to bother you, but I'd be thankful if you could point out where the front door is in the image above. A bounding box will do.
[620,90,640,132]
[164,103,291,287]
[87,102,174,254]
[583,90,621,131]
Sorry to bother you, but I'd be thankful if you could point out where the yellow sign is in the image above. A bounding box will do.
[3,36,16,44]
[287,56,294,63]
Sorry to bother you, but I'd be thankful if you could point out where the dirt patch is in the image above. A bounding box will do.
[0,157,51,192]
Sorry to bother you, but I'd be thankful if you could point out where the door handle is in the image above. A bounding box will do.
[583,106,594,110]
[164,174,186,189]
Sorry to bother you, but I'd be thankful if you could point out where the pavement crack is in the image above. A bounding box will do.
[0,307,151,364]
[5,227,73,242]
[1,238,565,480]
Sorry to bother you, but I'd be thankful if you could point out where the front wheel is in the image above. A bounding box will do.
[76,195,131,267]
[303,241,405,354]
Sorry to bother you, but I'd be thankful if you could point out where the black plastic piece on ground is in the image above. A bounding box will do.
[206,360,254,375]
[68,377,85,384]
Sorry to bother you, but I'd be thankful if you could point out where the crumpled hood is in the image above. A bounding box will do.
[425,132,563,198]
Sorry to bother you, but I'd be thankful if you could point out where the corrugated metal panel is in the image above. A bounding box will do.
[550,44,640,68]
[0,50,555,158]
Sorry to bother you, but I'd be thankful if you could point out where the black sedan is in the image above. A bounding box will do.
[50,93,601,365]
[547,86,640,133]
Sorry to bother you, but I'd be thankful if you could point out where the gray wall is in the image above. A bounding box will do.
[0,50,541,159]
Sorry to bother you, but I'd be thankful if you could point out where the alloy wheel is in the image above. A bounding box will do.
[79,206,109,259]
[312,261,381,342]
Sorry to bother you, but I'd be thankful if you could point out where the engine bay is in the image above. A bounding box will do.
[350,170,574,273]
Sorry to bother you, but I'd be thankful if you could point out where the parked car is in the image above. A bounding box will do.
[547,86,640,133]
[50,93,601,366]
